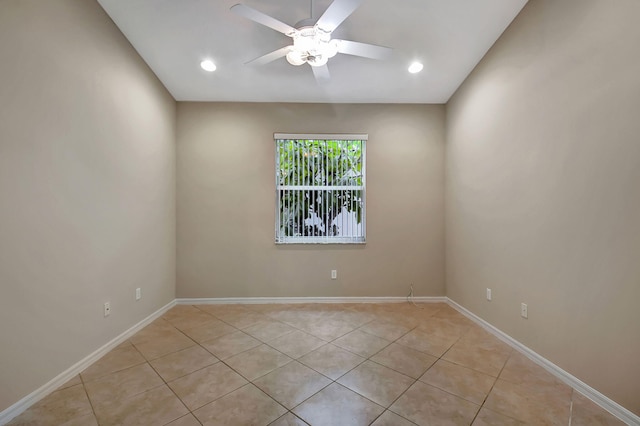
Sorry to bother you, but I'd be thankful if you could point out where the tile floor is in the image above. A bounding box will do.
[7,302,626,425]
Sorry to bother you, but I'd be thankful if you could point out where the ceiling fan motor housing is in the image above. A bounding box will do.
[286,26,339,67]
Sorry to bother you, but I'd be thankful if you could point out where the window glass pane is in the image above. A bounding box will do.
[275,136,366,244]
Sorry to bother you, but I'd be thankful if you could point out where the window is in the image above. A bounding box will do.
[275,133,366,244]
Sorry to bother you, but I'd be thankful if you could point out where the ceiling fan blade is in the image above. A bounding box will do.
[246,46,292,66]
[312,64,331,84]
[315,0,364,33]
[335,40,393,60]
[230,4,297,36]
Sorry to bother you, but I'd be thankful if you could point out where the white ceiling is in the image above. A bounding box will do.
[97,0,527,103]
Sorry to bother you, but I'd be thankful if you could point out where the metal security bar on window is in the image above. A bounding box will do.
[275,134,366,244]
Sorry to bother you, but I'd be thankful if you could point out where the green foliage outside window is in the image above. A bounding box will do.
[276,138,364,241]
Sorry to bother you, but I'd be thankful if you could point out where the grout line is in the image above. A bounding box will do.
[383,376,419,420]
[287,411,310,425]
[142,351,193,421]
[146,312,265,419]
[388,303,505,424]
[568,389,575,426]
[77,374,99,424]
[470,347,517,425]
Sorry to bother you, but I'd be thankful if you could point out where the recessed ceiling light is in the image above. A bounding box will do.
[408,62,424,74]
[200,59,217,72]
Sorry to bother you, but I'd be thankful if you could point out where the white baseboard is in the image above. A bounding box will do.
[0,300,176,426]
[447,298,639,426]
[176,296,447,305]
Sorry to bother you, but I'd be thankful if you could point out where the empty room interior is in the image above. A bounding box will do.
[1,0,639,425]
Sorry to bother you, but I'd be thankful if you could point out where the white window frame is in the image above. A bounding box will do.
[275,133,367,244]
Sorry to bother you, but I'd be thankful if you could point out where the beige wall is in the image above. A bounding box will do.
[446,0,640,414]
[0,0,176,412]
[177,103,445,298]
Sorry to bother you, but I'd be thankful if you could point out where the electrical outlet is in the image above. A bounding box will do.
[104,302,111,317]
[331,270,337,280]
[135,288,141,301]
[486,288,492,301]
[521,303,528,319]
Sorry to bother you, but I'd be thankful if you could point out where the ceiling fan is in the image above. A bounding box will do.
[230,0,392,83]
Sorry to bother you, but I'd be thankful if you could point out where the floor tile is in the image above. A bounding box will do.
[371,342,437,379]
[338,361,414,407]
[332,329,391,358]
[9,412,98,426]
[442,338,511,377]
[266,309,314,325]
[193,384,287,426]
[293,383,385,426]
[419,359,496,405]
[386,315,423,329]
[324,310,373,329]
[298,343,365,380]
[211,305,259,315]
[166,413,203,426]
[200,330,261,359]
[253,361,331,409]
[419,315,473,336]
[128,319,175,346]
[268,412,309,426]
[297,318,357,341]
[84,363,163,407]
[168,362,247,410]
[396,328,459,357]
[180,318,237,343]
[163,306,219,331]
[162,305,203,322]
[7,384,95,426]
[412,302,446,313]
[196,304,253,318]
[432,304,463,317]
[483,378,571,425]
[570,391,626,425]
[462,327,508,347]
[225,344,292,381]
[370,410,416,426]
[416,318,462,338]
[390,381,480,425]
[433,307,477,326]
[132,328,195,360]
[244,320,296,342]
[55,374,82,391]
[267,330,326,359]
[248,303,291,314]
[499,351,571,396]
[359,319,412,341]
[472,407,524,425]
[81,343,146,382]
[216,310,272,329]
[93,385,188,426]
[149,344,219,381]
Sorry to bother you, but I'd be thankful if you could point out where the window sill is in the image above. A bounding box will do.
[275,237,366,245]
